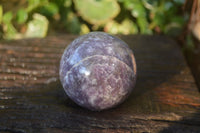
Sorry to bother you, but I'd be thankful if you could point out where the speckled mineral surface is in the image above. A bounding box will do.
[59,32,136,111]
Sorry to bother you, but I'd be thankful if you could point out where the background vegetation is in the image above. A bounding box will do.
[1,0,200,88]
[0,0,187,40]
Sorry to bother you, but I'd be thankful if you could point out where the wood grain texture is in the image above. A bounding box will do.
[0,35,200,133]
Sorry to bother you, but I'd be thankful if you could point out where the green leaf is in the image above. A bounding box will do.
[3,11,13,23]
[28,0,40,6]
[117,0,124,2]
[0,5,2,24]
[39,2,59,17]
[27,0,48,12]
[25,13,49,38]
[3,23,18,40]
[80,24,90,35]
[27,0,40,12]
[153,12,165,28]
[105,19,138,34]
[16,9,28,24]
[65,12,81,34]
[104,20,120,34]
[120,19,138,34]
[124,0,137,10]
[131,3,146,17]
[142,0,156,10]
[123,0,146,17]
[137,17,152,34]
[74,0,120,25]
[64,0,72,7]
[2,11,19,39]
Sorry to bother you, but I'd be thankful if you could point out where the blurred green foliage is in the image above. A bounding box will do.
[0,0,187,40]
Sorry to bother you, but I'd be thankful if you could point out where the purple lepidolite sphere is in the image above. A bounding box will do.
[59,32,136,111]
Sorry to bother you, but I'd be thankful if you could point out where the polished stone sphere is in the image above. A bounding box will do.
[59,32,136,111]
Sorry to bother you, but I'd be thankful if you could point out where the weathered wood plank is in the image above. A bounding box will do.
[0,35,200,133]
